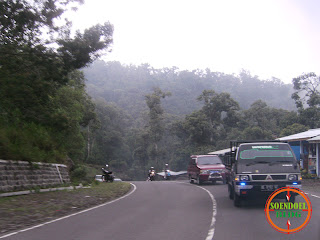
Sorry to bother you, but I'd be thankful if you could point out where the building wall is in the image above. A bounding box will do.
[0,160,70,192]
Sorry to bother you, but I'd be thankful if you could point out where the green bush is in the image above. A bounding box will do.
[0,118,66,163]
[70,165,87,184]
[92,180,100,186]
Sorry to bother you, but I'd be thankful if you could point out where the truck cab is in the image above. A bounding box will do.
[225,141,302,207]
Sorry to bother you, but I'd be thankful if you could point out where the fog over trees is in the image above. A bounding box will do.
[80,60,319,179]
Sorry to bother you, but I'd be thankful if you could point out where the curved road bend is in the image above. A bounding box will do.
[1,181,214,240]
[201,183,320,240]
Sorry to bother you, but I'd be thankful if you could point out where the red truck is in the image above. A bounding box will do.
[187,155,227,185]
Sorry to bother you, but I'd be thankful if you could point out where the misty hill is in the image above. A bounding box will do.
[83,60,296,120]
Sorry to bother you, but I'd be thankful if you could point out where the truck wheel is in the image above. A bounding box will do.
[233,190,241,207]
[197,175,203,185]
[228,184,234,200]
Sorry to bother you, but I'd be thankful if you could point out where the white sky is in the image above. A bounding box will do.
[67,0,320,84]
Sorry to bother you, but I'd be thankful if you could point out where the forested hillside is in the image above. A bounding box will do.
[82,61,319,179]
[83,60,296,122]
[2,1,320,181]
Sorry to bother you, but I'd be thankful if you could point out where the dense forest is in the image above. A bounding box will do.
[81,61,318,179]
[1,0,320,180]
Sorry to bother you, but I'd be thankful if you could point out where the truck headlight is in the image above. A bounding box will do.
[200,170,209,174]
[288,174,297,181]
[240,175,249,181]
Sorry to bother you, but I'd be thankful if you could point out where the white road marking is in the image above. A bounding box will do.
[304,192,320,199]
[176,181,217,240]
[311,194,320,199]
[196,186,217,240]
[0,183,137,239]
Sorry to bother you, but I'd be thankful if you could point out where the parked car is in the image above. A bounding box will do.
[187,155,226,185]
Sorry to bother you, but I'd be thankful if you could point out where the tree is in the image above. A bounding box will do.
[292,73,320,109]
[87,102,131,165]
[242,100,299,138]
[197,90,240,142]
[0,0,113,163]
[0,0,113,122]
[241,126,272,140]
[173,90,241,154]
[280,123,308,137]
[291,73,320,128]
[145,88,171,168]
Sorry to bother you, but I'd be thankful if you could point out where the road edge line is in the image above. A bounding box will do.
[196,185,217,240]
[311,194,320,199]
[175,181,217,240]
[304,191,320,199]
[0,183,137,239]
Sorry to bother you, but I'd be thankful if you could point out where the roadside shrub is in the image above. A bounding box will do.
[70,165,87,184]
[0,118,65,163]
[92,180,100,186]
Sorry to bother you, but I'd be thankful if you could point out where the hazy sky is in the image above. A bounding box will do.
[67,0,320,83]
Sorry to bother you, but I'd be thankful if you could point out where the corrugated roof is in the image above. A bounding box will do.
[277,128,320,142]
[308,135,320,142]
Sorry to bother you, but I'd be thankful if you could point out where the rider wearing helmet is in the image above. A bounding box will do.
[101,164,109,181]
[164,163,170,180]
[148,167,155,180]
[148,167,155,176]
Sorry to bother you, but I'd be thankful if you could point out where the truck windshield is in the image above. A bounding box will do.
[238,144,295,163]
[197,156,222,165]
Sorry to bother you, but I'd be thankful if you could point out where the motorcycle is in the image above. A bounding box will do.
[101,167,114,182]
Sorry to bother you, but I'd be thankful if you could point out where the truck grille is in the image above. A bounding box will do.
[271,175,286,180]
[251,174,287,180]
[252,175,267,180]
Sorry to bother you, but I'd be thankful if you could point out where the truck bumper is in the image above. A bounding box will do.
[234,182,302,197]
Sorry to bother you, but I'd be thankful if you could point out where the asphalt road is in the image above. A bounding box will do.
[202,183,320,240]
[1,181,319,240]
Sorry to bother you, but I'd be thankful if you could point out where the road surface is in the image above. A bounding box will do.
[0,181,319,240]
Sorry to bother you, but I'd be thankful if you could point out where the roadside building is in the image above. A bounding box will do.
[277,128,320,177]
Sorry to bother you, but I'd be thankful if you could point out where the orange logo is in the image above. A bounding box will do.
[264,187,312,234]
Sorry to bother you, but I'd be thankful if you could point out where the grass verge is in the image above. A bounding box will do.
[0,182,131,235]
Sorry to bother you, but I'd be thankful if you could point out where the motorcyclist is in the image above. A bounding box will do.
[101,164,110,181]
[164,164,169,171]
[148,167,156,181]
[164,163,170,180]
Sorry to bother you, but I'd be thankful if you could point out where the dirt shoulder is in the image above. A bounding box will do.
[0,182,132,236]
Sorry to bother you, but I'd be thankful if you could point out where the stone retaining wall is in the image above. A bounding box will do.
[0,160,70,192]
